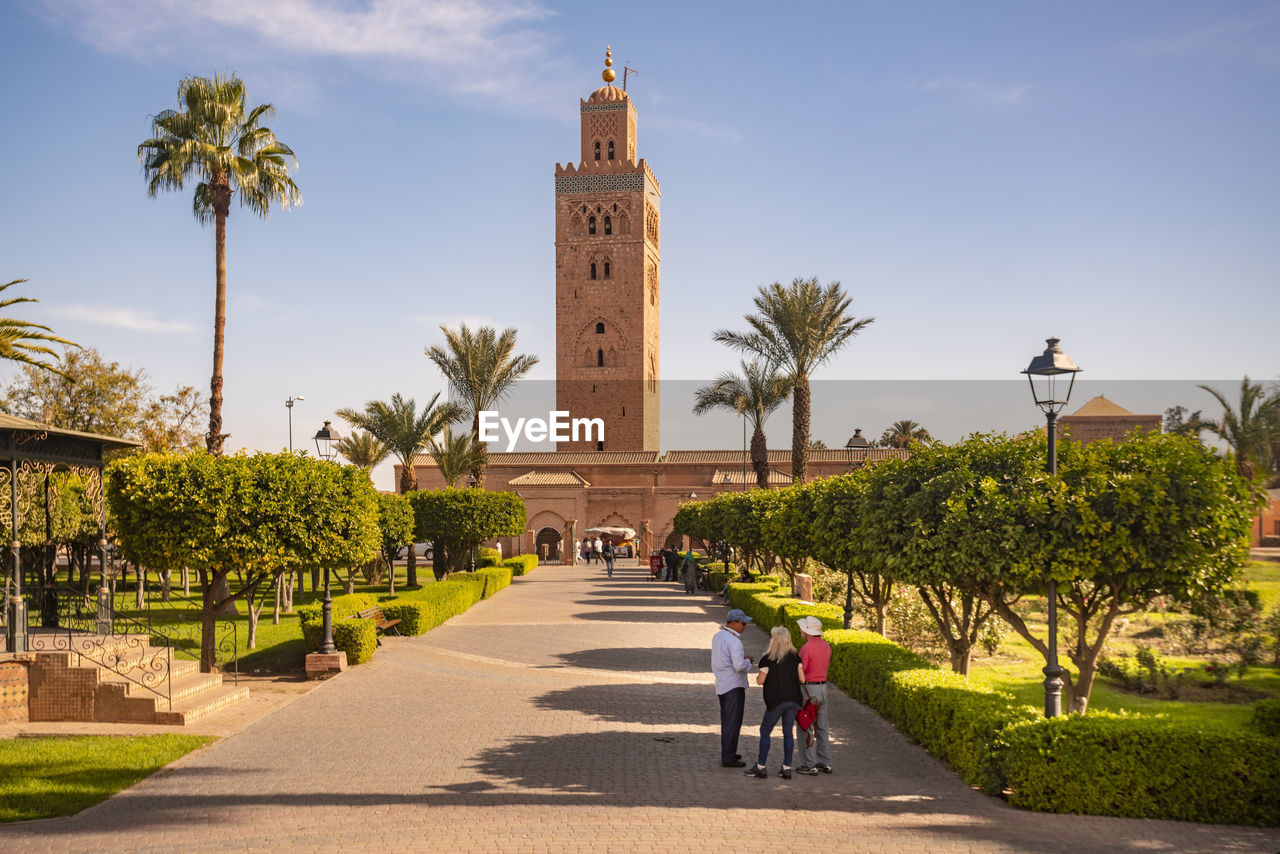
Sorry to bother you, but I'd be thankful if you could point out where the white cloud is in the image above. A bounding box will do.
[919,75,1031,106]
[31,0,572,113]
[50,305,198,333]
[1126,8,1280,69]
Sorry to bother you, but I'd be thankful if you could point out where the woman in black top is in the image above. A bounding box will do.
[745,626,805,779]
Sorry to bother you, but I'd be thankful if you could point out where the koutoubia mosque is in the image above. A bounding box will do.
[400,49,901,561]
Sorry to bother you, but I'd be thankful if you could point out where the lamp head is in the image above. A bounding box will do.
[1022,338,1082,414]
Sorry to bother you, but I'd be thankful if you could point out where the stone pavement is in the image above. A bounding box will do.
[2,561,1278,853]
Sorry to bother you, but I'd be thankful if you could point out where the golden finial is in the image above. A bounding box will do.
[602,45,616,84]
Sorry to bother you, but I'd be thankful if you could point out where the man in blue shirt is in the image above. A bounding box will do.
[711,609,754,767]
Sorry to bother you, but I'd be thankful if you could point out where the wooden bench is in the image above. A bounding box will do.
[351,606,401,645]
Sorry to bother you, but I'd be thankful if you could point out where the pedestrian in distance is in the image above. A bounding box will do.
[580,537,591,565]
[712,608,754,767]
[795,616,833,775]
[592,536,603,564]
[680,550,699,594]
[745,626,805,780]
[662,546,679,582]
[602,538,615,578]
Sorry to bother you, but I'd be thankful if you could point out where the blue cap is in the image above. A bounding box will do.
[726,609,752,624]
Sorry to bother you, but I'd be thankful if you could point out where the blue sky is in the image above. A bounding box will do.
[1,1,1276,487]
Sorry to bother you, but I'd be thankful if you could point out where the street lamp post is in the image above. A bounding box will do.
[1022,337,1082,719]
[842,429,869,629]
[285,395,305,451]
[313,420,341,655]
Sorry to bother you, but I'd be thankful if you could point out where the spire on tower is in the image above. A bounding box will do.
[602,46,616,83]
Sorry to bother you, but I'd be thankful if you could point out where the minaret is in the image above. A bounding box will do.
[554,47,660,452]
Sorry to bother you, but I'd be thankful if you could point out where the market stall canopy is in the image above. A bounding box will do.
[585,526,636,540]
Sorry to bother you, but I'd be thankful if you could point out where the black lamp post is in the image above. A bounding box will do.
[466,473,479,572]
[1022,337,1082,718]
[313,420,341,655]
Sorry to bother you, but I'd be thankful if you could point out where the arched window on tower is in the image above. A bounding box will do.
[603,261,611,279]
[607,140,615,160]
[593,141,600,161]
[597,348,604,367]
[595,322,605,334]
[604,215,612,235]
[588,216,596,235]
[590,262,597,280]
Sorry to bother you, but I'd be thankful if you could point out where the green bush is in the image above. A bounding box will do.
[996,713,1280,826]
[476,565,513,597]
[1251,698,1280,738]
[477,546,502,568]
[502,554,538,576]
[729,584,1279,823]
[381,584,479,635]
[297,593,381,665]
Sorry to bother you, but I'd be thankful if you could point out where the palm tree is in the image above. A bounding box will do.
[424,323,538,488]
[337,393,462,586]
[714,277,873,484]
[337,430,390,472]
[139,74,301,456]
[1198,377,1280,480]
[693,360,792,489]
[0,279,78,376]
[878,419,932,449]
[428,426,485,488]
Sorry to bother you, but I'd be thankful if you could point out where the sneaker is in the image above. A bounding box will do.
[818,764,833,774]
[795,765,819,776]
[721,758,746,768]
[777,767,792,779]
[744,765,768,778]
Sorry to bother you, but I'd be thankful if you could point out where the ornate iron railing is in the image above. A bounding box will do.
[27,582,241,710]
[138,586,238,686]
[29,585,174,708]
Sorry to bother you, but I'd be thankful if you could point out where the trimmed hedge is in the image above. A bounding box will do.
[1250,699,1280,738]
[476,565,513,597]
[382,583,480,635]
[502,554,538,576]
[477,546,502,568]
[297,593,381,665]
[730,584,1280,825]
[996,714,1280,825]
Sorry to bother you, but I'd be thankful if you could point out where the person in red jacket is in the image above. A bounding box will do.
[795,616,833,775]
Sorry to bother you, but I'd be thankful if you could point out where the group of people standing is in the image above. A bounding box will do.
[712,611,832,779]
[579,536,616,577]
[659,546,701,594]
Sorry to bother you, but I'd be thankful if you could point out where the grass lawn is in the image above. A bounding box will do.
[0,735,214,822]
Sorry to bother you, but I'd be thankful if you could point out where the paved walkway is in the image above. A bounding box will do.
[3,561,1278,853]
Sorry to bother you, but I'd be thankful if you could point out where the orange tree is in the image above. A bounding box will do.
[407,488,525,579]
[107,452,379,670]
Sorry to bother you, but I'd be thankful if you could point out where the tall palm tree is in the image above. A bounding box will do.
[139,74,301,456]
[1198,377,1279,480]
[337,430,390,472]
[337,393,462,586]
[714,277,873,484]
[0,279,78,376]
[693,360,792,489]
[878,419,932,449]
[429,426,485,488]
[425,323,538,488]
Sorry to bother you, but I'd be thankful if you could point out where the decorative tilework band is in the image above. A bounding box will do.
[556,173,646,195]
[580,103,631,114]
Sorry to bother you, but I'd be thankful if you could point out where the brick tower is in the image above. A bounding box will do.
[554,47,660,451]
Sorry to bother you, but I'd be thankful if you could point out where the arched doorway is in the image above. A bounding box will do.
[535,527,563,563]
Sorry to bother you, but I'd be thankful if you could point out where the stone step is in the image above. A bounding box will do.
[102,667,222,702]
[153,683,251,726]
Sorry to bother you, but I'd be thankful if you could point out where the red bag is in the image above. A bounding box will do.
[797,698,818,731]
